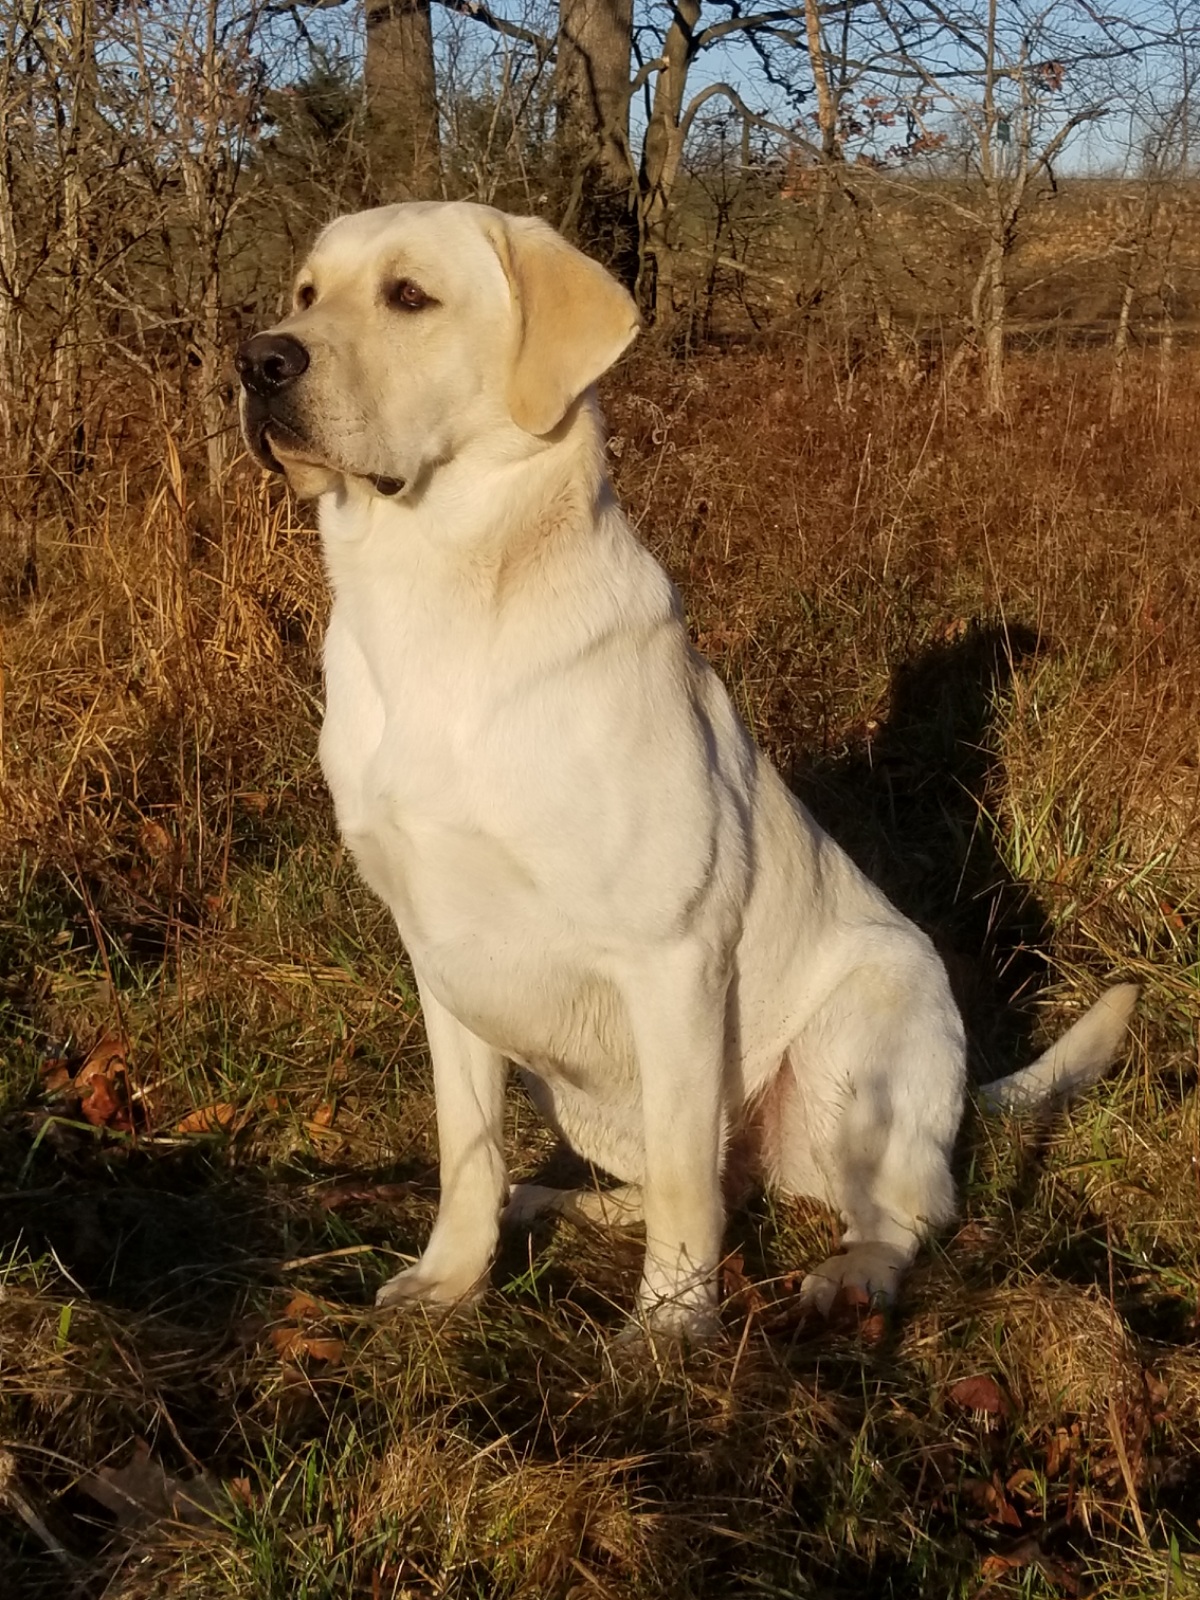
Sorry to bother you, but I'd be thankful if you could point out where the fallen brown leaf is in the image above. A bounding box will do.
[75,1034,133,1132]
[78,1034,130,1084]
[1159,899,1185,933]
[303,1102,341,1141]
[80,1439,220,1531]
[40,1057,73,1097]
[857,1309,889,1346]
[138,819,173,859]
[826,1282,890,1342]
[282,1291,323,1322]
[80,1073,124,1128]
[1045,1423,1081,1477]
[175,1102,240,1135]
[960,1473,1022,1529]
[1005,1467,1039,1500]
[269,1327,345,1363]
[268,1292,344,1364]
[977,1539,1080,1596]
[948,1375,1011,1419]
[722,1251,767,1314]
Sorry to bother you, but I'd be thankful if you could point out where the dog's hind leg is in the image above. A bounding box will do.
[767,945,965,1314]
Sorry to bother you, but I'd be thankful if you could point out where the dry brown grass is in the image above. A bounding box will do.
[1,343,1198,1598]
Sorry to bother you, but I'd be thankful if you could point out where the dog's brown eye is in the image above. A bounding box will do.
[296,283,316,310]
[386,278,434,312]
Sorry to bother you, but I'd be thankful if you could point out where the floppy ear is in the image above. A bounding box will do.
[487,214,640,437]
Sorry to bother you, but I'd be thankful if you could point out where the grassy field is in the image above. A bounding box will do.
[1,343,1198,1599]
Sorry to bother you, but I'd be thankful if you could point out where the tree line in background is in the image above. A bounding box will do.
[1,0,1198,585]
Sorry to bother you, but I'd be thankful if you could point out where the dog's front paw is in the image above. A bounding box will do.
[630,1273,723,1345]
[375,1263,487,1312]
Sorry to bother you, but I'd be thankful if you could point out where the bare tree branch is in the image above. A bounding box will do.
[267,0,553,57]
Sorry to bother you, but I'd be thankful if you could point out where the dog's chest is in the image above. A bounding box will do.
[318,612,636,1076]
[345,802,635,1076]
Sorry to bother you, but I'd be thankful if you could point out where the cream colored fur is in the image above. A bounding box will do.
[237,202,1137,1337]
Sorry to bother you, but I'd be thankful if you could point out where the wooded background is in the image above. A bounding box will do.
[1,0,1199,584]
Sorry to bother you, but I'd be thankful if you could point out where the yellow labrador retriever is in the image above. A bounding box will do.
[236,203,1136,1337]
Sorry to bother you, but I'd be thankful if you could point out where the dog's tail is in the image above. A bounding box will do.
[978,983,1140,1113]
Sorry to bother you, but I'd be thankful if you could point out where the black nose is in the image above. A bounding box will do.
[236,332,309,397]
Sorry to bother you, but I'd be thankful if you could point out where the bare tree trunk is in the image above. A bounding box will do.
[799,0,836,341]
[637,0,700,326]
[1110,144,1176,419]
[0,9,32,588]
[1110,270,1136,419]
[365,0,441,200]
[980,232,1007,414]
[976,0,1007,415]
[0,73,21,462]
[177,0,231,500]
[556,0,635,281]
[198,258,227,500]
[1155,261,1177,418]
[49,0,93,494]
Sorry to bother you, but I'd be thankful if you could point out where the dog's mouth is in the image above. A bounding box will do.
[245,412,404,499]
[240,393,303,477]
[256,421,300,476]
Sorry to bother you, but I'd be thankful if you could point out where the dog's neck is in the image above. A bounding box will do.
[316,390,617,608]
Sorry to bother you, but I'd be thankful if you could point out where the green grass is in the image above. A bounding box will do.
[2,343,1199,1597]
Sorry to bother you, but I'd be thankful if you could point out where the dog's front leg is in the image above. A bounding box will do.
[376,977,508,1310]
[624,942,729,1340]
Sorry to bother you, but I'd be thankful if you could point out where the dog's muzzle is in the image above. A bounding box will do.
[234,331,405,496]
[236,332,311,473]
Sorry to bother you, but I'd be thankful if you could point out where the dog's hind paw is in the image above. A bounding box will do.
[797,1243,908,1319]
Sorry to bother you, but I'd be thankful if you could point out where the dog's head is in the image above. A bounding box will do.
[236,202,640,500]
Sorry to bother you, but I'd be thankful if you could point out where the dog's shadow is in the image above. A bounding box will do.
[790,619,1050,1079]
